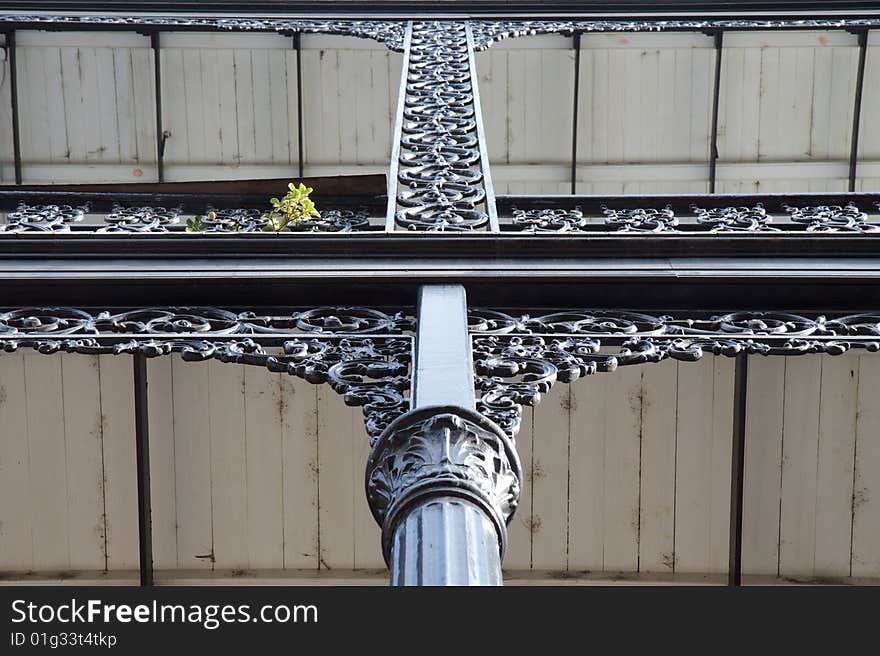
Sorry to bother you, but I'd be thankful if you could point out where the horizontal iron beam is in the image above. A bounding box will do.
[2,3,879,18]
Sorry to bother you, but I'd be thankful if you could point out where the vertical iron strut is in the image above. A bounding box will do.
[848,28,869,192]
[366,285,521,585]
[708,29,724,194]
[133,354,154,587]
[728,353,748,587]
[294,32,305,179]
[5,30,21,184]
[570,31,581,195]
[150,32,165,183]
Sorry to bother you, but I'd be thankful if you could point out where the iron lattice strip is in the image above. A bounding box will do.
[391,21,494,232]
[469,309,880,439]
[470,19,880,50]
[0,203,375,233]
[0,15,407,51]
[0,307,414,440]
[503,200,880,234]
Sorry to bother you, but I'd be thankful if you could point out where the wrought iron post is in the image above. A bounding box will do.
[366,285,521,585]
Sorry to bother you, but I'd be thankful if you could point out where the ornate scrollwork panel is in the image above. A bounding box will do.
[1,203,375,234]
[471,310,880,438]
[100,205,183,233]
[1,203,88,232]
[471,19,880,50]
[503,202,880,234]
[0,15,407,51]
[0,306,414,441]
[393,22,490,231]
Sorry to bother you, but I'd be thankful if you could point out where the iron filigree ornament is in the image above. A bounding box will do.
[470,310,880,438]
[0,306,415,440]
[394,22,489,231]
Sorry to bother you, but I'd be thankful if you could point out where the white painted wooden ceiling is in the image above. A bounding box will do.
[2,29,880,192]
[1,350,878,584]
[1,29,879,585]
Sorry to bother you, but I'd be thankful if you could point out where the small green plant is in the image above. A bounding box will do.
[261,182,320,232]
[185,212,210,232]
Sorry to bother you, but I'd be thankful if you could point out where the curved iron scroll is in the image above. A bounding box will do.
[471,310,880,439]
[0,307,414,441]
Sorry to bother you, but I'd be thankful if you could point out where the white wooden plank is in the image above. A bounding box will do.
[568,367,642,572]
[316,384,355,569]
[0,35,14,183]
[475,50,509,163]
[207,360,247,570]
[814,354,858,577]
[0,353,33,570]
[709,357,736,573]
[244,365,284,569]
[778,355,822,577]
[530,383,570,570]
[233,49,257,164]
[852,353,880,577]
[59,354,106,570]
[568,375,605,571]
[639,360,678,572]
[268,48,292,165]
[182,48,207,164]
[674,357,734,574]
[160,48,187,167]
[352,404,384,569]
[742,356,786,576]
[504,406,534,570]
[97,355,138,571]
[601,367,642,572]
[131,47,157,171]
[198,49,223,165]
[23,353,69,571]
[170,358,213,569]
[281,376,319,570]
[146,357,177,569]
[215,49,240,165]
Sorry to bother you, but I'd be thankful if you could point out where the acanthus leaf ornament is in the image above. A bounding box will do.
[365,406,521,563]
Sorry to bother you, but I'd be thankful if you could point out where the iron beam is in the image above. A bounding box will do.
[5,30,21,184]
[133,353,154,586]
[366,285,521,585]
[728,353,748,587]
[848,28,868,192]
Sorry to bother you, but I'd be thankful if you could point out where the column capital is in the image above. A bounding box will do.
[365,405,522,563]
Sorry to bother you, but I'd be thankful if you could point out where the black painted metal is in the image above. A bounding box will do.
[391,22,492,231]
[150,32,164,183]
[133,353,153,587]
[470,310,878,440]
[708,30,723,193]
[5,30,21,185]
[497,191,880,214]
[4,3,880,19]
[728,353,748,587]
[849,29,868,193]
[570,32,581,195]
[294,32,305,180]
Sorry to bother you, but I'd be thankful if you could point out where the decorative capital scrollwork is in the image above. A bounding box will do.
[365,406,521,563]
